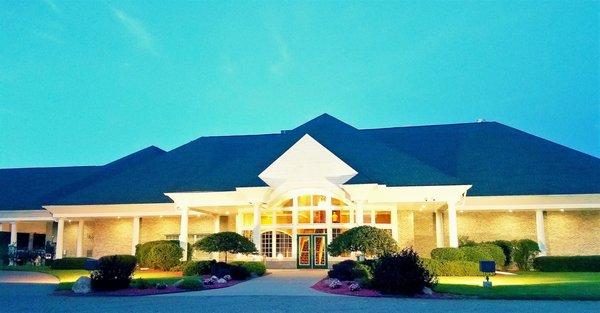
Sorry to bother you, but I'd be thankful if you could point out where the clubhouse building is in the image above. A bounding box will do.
[1,114,599,268]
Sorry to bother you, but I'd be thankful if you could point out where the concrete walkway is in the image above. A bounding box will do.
[0,270,59,284]
[161,269,332,297]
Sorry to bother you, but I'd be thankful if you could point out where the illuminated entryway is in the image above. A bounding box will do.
[297,234,327,269]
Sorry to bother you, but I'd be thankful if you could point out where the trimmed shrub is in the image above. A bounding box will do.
[230,264,251,280]
[210,262,232,278]
[533,256,600,272]
[488,240,513,267]
[372,248,436,295]
[513,239,540,271]
[91,255,137,291]
[133,278,149,289]
[49,257,92,269]
[176,277,204,290]
[182,260,216,276]
[328,260,358,281]
[431,248,464,261]
[136,240,183,271]
[352,263,373,288]
[229,261,266,276]
[423,259,482,276]
[328,226,398,257]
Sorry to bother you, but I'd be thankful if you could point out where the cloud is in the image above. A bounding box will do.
[42,0,62,15]
[111,7,156,54]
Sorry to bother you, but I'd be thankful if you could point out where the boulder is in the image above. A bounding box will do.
[349,282,361,291]
[72,276,92,294]
[223,275,232,281]
[217,278,227,284]
[422,286,433,295]
[328,279,342,289]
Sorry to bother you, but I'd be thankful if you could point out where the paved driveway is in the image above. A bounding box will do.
[0,270,598,313]
[0,270,59,284]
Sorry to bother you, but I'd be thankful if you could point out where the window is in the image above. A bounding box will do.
[261,213,273,225]
[332,209,351,223]
[242,230,252,240]
[243,213,253,227]
[363,210,372,224]
[313,195,327,207]
[275,232,292,257]
[298,195,311,207]
[331,197,343,206]
[298,210,310,223]
[275,210,292,224]
[375,211,391,224]
[281,199,293,207]
[261,232,272,257]
[313,210,326,223]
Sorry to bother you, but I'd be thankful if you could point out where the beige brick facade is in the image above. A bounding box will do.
[546,211,600,255]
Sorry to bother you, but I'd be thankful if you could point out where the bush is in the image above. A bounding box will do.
[134,278,149,289]
[230,264,251,280]
[91,255,137,291]
[488,240,513,267]
[176,277,204,290]
[210,261,232,278]
[193,232,257,262]
[533,256,600,272]
[352,263,373,288]
[328,260,358,281]
[229,261,266,276]
[49,257,92,269]
[431,248,465,261]
[136,240,184,271]
[328,226,398,257]
[423,259,482,276]
[372,248,436,295]
[182,260,216,276]
[513,239,540,271]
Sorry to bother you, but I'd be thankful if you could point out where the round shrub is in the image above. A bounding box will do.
[423,259,482,276]
[327,260,358,281]
[230,264,251,280]
[513,239,540,271]
[182,260,216,276]
[372,248,436,296]
[193,232,257,262]
[91,255,137,291]
[431,247,464,261]
[136,240,190,270]
[352,263,373,288]
[229,261,266,276]
[176,277,204,290]
[488,240,514,267]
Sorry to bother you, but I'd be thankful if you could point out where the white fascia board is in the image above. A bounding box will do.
[357,185,472,204]
[0,210,54,222]
[462,194,600,211]
[166,191,251,208]
[44,203,178,218]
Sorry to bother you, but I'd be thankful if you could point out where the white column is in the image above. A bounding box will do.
[27,233,34,250]
[326,196,333,244]
[447,202,459,248]
[213,215,221,260]
[355,202,364,226]
[370,210,376,225]
[131,217,140,256]
[179,207,189,261]
[291,197,298,259]
[235,213,242,235]
[435,211,444,248]
[10,222,17,245]
[252,203,261,254]
[391,209,399,241]
[271,230,276,258]
[536,210,547,256]
[55,219,64,259]
[76,220,84,257]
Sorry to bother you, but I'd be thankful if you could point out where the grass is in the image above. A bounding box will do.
[435,272,600,300]
[0,265,182,291]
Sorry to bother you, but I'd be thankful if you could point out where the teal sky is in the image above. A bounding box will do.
[0,1,598,168]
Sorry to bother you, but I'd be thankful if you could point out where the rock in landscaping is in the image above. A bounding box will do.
[210,276,219,283]
[422,287,433,295]
[328,278,342,289]
[72,276,92,294]
[223,274,232,281]
[203,279,214,285]
[217,278,227,284]
[349,282,361,291]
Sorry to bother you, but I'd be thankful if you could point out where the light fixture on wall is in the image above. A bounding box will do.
[508,210,513,213]
[560,209,565,212]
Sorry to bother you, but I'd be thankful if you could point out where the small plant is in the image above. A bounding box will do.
[182,260,216,276]
[229,264,251,280]
[134,278,149,290]
[513,239,540,271]
[328,260,358,281]
[229,261,266,276]
[176,277,203,290]
[90,255,137,291]
[372,248,437,296]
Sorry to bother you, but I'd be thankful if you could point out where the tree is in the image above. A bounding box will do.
[328,225,398,258]
[193,232,257,262]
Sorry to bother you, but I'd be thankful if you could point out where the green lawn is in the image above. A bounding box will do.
[435,272,600,300]
[0,265,182,291]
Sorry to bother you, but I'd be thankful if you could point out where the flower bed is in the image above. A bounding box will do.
[311,278,381,297]
[54,275,244,297]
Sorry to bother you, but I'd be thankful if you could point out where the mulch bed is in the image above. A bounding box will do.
[311,278,457,299]
[54,276,244,297]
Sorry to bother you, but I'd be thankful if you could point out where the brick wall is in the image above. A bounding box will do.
[546,210,600,255]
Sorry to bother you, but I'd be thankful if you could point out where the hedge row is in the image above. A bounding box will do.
[431,244,505,269]
[423,259,483,276]
[533,256,600,272]
[49,257,92,269]
[229,261,267,276]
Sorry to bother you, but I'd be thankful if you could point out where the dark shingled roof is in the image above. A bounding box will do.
[3,114,599,208]
[0,146,166,210]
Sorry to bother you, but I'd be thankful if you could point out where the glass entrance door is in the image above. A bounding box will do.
[296,234,328,269]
